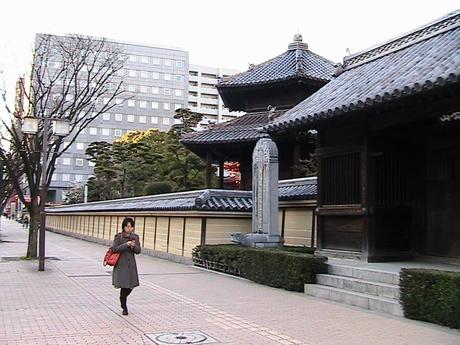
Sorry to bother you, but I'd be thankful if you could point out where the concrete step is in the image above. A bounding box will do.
[316,274,400,299]
[304,284,403,316]
[327,264,400,285]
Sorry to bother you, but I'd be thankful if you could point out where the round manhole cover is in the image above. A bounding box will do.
[155,331,208,344]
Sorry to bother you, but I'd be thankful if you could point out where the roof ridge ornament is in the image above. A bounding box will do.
[288,33,309,51]
[267,105,277,123]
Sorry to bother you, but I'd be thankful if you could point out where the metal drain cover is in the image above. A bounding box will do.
[146,331,218,344]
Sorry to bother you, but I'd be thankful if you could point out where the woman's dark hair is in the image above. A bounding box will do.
[121,217,135,231]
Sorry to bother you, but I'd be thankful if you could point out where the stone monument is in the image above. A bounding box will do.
[231,136,283,248]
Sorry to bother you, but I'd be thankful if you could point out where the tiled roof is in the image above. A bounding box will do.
[181,109,286,145]
[279,177,317,201]
[47,178,317,213]
[218,35,335,89]
[266,10,460,132]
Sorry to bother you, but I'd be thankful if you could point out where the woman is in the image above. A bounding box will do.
[111,217,141,315]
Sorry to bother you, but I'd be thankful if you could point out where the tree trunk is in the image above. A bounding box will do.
[26,199,39,258]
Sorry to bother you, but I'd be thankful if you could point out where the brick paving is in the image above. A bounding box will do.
[0,217,459,345]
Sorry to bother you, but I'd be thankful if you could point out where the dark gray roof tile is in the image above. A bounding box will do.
[267,11,460,132]
[181,109,286,145]
[47,178,317,213]
[218,37,335,89]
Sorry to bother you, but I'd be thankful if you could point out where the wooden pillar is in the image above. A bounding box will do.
[219,160,224,189]
[206,152,212,188]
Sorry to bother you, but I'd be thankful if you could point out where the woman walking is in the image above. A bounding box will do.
[111,217,141,315]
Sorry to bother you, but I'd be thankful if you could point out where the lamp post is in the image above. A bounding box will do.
[22,115,70,271]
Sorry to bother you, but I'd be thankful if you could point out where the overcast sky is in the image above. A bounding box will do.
[1,0,458,113]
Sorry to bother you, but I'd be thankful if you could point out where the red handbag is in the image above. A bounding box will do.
[103,248,121,266]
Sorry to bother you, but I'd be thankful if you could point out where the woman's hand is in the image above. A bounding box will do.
[127,240,135,248]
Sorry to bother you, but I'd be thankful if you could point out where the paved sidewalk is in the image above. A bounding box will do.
[0,217,458,345]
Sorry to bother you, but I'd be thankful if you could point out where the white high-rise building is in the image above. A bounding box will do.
[188,65,243,128]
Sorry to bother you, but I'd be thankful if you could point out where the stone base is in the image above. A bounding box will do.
[231,232,283,248]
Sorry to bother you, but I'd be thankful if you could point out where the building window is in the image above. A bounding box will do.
[163,103,170,110]
[189,91,198,97]
[174,104,182,110]
[115,113,123,121]
[151,117,158,124]
[127,115,135,122]
[174,89,183,97]
[129,55,137,62]
[174,118,181,124]
[101,128,110,136]
[140,85,147,93]
[62,174,70,181]
[152,72,159,79]
[188,101,197,107]
[139,100,147,108]
[152,57,160,65]
[202,73,218,79]
[65,95,73,101]
[103,97,110,105]
[76,143,84,150]
[117,69,124,76]
[152,102,159,109]
[176,60,184,68]
[75,175,83,182]
[128,84,136,92]
[164,73,171,81]
[164,88,171,96]
[175,74,184,82]
[164,59,172,66]
[63,158,71,166]
[128,70,136,77]
[189,71,198,77]
[201,83,215,89]
[89,127,98,135]
[51,174,57,181]
[116,98,123,105]
[88,161,95,167]
[128,100,135,107]
[152,87,159,94]
[139,116,147,123]
[114,129,122,137]
[141,56,148,63]
[103,113,111,121]
[162,117,170,125]
[189,81,198,86]
[141,71,148,79]
[75,158,84,167]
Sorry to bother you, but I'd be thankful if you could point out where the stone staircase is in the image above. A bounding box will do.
[305,262,403,316]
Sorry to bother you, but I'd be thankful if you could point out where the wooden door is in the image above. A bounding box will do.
[426,147,460,258]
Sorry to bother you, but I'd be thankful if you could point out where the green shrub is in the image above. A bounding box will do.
[192,244,327,292]
[400,268,460,329]
[144,182,173,195]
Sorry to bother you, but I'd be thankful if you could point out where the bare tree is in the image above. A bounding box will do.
[0,34,127,258]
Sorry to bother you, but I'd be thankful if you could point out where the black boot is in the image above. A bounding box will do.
[122,308,128,315]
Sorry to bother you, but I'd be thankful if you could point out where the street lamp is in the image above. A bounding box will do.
[22,115,70,271]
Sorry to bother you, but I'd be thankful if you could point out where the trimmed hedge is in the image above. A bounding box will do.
[192,244,327,292]
[400,268,460,329]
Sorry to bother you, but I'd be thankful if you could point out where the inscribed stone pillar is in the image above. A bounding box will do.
[252,137,279,237]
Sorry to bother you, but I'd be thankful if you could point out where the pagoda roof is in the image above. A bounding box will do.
[266,10,460,132]
[217,34,336,89]
[181,109,286,145]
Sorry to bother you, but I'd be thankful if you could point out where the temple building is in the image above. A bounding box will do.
[181,35,336,190]
[267,10,460,261]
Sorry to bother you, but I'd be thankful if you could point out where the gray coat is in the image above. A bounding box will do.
[111,232,141,289]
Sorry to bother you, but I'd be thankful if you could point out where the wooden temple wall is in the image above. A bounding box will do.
[46,202,317,263]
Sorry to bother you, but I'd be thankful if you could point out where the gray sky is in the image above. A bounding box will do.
[1,0,459,113]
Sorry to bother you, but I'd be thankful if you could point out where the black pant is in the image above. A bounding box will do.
[120,288,132,310]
